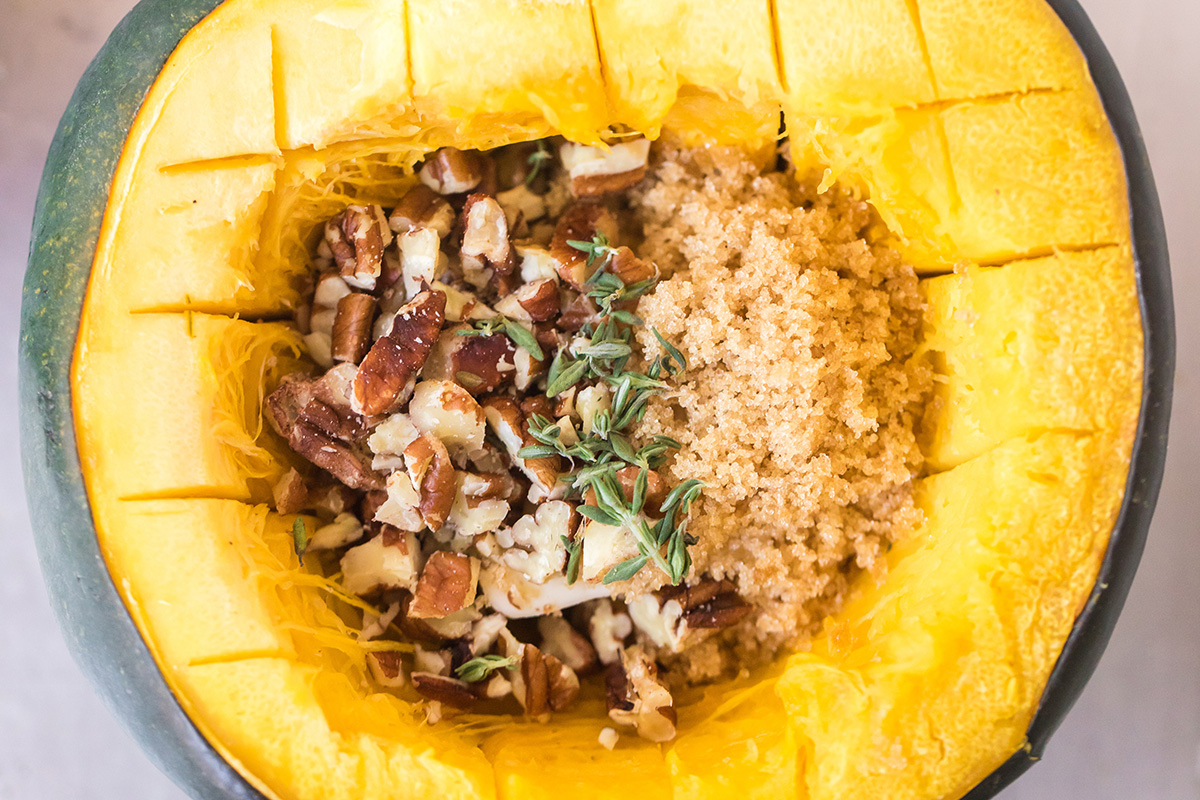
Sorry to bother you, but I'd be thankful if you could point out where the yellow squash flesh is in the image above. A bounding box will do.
[71,0,1143,798]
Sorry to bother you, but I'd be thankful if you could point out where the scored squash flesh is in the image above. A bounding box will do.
[70,0,1143,799]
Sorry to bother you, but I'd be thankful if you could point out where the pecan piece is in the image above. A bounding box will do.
[403,433,456,531]
[389,183,455,238]
[538,615,600,676]
[272,468,308,515]
[511,644,580,721]
[560,139,651,198]
[605,646,676,742]
[495,278,559,324]
[549,204,619,289]
[407,380,487,454]
[615,466,667,516]
[481,396,561,501]
[461,193,516,276]
[265,377,381,491]
[609,246,657,286]
[354,289,446,416]
[325,205,391,291]
[409,552,481,619]
[421,325,516,396]
[681,591,752,630]
[331,293,378,364]
[419,148,485,195]
[366,651,406,688]
[410,672,477,709]
[339,529,419,596]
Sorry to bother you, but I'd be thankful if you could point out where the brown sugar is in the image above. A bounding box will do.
[629,144,933,683]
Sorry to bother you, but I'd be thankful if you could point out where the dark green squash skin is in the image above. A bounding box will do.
[19,1,265,798]
[19,1,1172,798]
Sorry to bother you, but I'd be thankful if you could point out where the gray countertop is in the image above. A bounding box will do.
[1,0,1196,797]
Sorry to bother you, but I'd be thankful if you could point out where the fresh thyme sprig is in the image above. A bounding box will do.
[455,654,519,683]
[565,231,618,268]
[522,241,702,585]
[525,141,552,187]
[457,315,544,360]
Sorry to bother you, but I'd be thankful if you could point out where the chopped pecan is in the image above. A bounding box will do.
[395,591,448,643]
[407,380,487,453]
[419,148,485,195]
[410,672,477,709]
[549,204,619,289]
[512,643,578,720]
[605,645,676,742]
[310,482,361,519]
[461,193,516,277]
[325,205,391,290]
[409,552,481,619]
[481,396,561,501]
[366,651,406,688]
[340,530,419,595]
[609,246,657,286]
[308,512,365,550]
[331,293,378,364]
[272,468,308,515]
[421,325,516,396]
[538,615,600,676]
[397,228,443,300]
[681,591,752,630]
[495,279,560,324]
[389,183,455,238]
[266,377,381,490]
[354,289,446,416]
[615,466,667,515]
[560,139,651,198]
[558,294,600,332]
[403,433,456,531]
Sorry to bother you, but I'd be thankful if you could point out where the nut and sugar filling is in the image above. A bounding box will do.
[264,135,931,741]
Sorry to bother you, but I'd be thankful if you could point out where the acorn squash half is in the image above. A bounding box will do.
[19,0,1173,799]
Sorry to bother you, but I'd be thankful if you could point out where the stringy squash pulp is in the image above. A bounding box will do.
[70,0,1143,799]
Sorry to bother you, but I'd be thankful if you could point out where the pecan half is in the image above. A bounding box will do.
[354,289,446,416]
[409,552,481,619]
[389,184,455,238]
[410,672,478,709]
[657,578,752,631]
[549,203,619,289]
[331,293,378,364]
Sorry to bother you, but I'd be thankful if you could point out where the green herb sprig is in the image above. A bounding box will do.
[457,315,544,360]
[525,141,552,187]
[521,238,702,585]
[455,654,519,683]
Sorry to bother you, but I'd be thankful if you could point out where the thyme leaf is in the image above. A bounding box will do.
[455,654,519,683]
[457,315,544,360]
[292,517,308,561]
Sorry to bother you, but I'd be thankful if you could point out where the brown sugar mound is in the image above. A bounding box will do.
[629,145,932,682]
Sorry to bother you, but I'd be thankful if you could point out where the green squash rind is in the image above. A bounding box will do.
[18,1,265,798]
